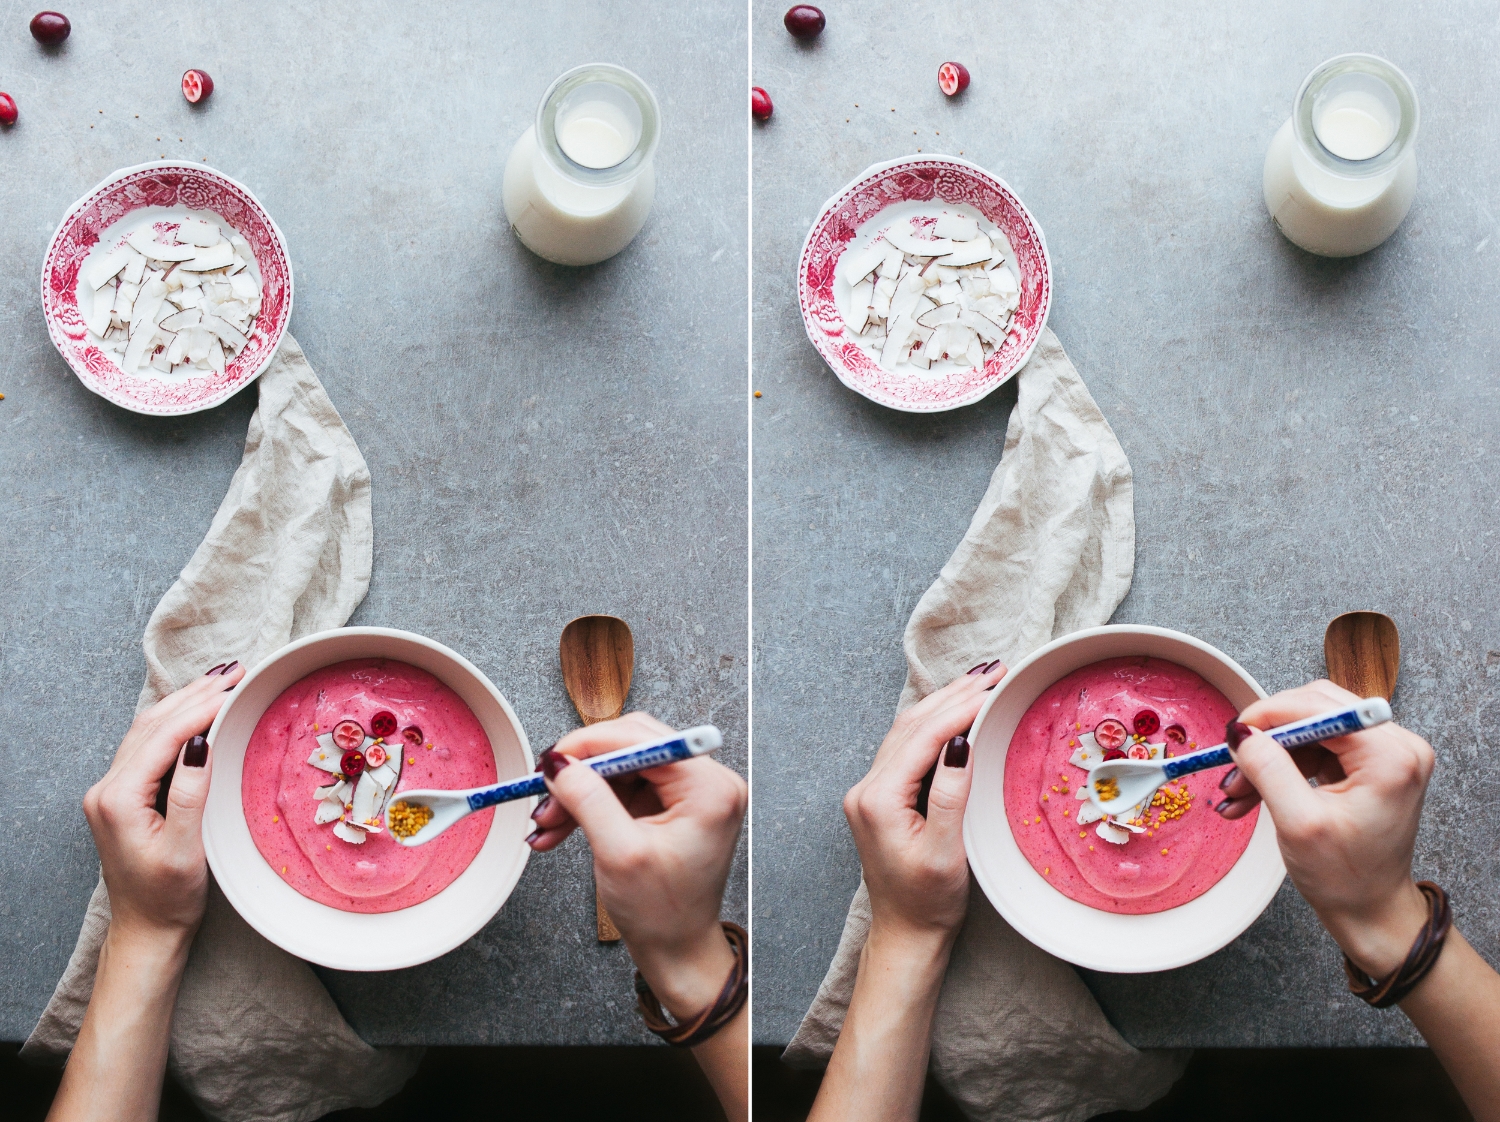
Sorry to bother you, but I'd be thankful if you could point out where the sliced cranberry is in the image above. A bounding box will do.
[402,725,423,747]
[1093,718,1129,752]
[340,749,366,778]
[751,86,773,122]
[1163,724,1188,746]
[364,744,388,768]
[182,68,213,104]
[1102,747,1128,761]
[332,720,365,752]
[0,93,15,127]
[1127,744,1152,760]
[783,5,825,39]
[30,12,69,45]
[938,61,970,97]
[1133,709,1161,738]
[370,710,398,739]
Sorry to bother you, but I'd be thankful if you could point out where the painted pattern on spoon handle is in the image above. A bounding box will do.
[464,726,722,812]
[1160,699,1394,781]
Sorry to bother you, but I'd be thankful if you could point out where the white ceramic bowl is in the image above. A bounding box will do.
[797,154,1052,413]
[964,625,1286,973]
[205,627,532,971]
[41,160,293,416]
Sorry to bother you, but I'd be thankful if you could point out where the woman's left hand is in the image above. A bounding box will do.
[83,661,245,941]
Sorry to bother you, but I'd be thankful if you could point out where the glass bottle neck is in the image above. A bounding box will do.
[535,63,660,190]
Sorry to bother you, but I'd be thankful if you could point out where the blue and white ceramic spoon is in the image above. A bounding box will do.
[385,725,723,847]
[1086,699,1392,818]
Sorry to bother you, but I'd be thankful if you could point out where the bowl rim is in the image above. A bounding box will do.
[796,152,1053,414]
[205,626,532,971]
[41,159,294,417]
[962,624,1287,973]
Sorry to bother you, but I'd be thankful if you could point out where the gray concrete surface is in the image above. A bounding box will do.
[0,1,746,1045]
[752,0,1500,1047]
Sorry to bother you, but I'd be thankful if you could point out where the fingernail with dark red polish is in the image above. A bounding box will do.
[525,829,541,846]
[984,660,1003,673]
[1215,798,1234,816]
[540,749,571,781]
[183,735,209,767]
[1225,721,1253,751]
[217,660,239,676]
[205,663,226,676]
[534,743,557,773]
[943,735,970,768]
[1219,767,1239,791]
[531,795,552,821]
[967,662,988,675]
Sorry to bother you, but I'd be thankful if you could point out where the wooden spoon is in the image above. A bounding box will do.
[559,614,635,942]
[1324,610,1401,700]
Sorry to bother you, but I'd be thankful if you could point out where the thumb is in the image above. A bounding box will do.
[922,735,974,850]
[544,754,641,861]
[162,736,212,854]
[1227,722,1320,828]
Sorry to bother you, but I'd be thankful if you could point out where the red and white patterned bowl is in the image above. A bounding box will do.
[797,155,1051,413]
[41,161,293,416]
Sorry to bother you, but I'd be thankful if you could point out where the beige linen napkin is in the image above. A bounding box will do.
[22,335,423,1122]
[783,329,1189,1121]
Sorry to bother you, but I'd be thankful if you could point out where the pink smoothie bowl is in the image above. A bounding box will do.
[964,625,1287,973]
[204,627,533,971]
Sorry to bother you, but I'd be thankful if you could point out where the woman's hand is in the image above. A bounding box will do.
[807,659,1005,1122]
[1217,679,1434,978]
[528,712,747,1020]
[843,660,1006,944]
[83,661,245,943]
[528,712,748,1122]
[50,661,243,1122]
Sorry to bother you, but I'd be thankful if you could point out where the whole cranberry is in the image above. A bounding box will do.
[751,86,773,122]
[29,11,70,45]
[0,93,16,127]
[783,5,825,39]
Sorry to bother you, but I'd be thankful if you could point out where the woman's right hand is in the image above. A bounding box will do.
[529,712,748,1023]
[843,660,1007,943]
[1218,679,1435,978]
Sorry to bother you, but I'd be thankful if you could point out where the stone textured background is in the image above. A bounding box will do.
[0,0,746,1044]
[752,0,1499,1046]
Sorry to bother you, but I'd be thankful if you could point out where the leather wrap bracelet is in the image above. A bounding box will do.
[1343,881,1452,1009]
[635,922,748,1047]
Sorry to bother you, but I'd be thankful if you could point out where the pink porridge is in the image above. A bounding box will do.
[243,658,498,913]
[1004,656,1257,915]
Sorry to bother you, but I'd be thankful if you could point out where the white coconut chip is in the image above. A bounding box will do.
[80,215,262,377]
[307,743,345,774]
[834,212,1021,373]
[332,820,367,844]
[1097,821,1132,845]
[315,797,345,825]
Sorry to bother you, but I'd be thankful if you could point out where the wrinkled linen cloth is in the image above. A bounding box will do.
[22,334,423,1122]
[783,330,1188,1121]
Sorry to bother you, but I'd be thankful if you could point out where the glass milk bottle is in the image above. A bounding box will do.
[1262,54,1419,257]
[502,63,660,267]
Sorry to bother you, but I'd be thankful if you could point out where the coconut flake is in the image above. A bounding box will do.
[332,820,367,844]
[934,213,981,241]
[315,796,345,825]
[307,744,346,774]
[81,216,262,378]
[1097,821,1131,845]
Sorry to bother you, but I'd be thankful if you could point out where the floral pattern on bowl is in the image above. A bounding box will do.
[41,160,293,416]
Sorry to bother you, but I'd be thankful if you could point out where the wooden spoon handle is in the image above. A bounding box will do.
[596,888,621,942]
